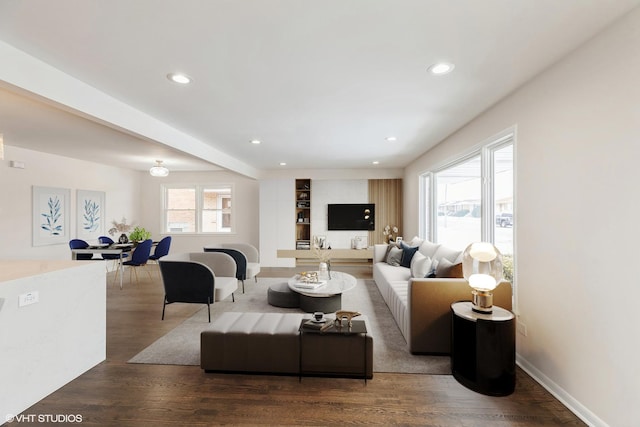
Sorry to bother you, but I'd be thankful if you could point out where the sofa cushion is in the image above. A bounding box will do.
[400,241,420,268]
[407,236,424,247]
[435,258,464,278]
[410,252,432,278]
[432,245,463,264]
[385,246,403,266]
[418,240,441,259]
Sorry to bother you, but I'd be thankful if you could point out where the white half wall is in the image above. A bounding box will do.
[404,8,640,427]
[0,260,106,420]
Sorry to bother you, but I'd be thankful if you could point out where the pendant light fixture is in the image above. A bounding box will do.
[149,160,169,177]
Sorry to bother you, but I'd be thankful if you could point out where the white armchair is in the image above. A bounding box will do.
[203,242,261,293]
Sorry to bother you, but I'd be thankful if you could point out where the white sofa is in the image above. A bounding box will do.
[373,239,512,354]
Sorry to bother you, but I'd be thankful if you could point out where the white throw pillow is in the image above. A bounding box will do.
[410,252,433,278]
[408,236,424,247]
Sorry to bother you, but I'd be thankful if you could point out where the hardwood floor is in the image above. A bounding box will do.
[14,266,585,426]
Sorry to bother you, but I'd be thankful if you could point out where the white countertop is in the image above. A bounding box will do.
[0,260,85,283]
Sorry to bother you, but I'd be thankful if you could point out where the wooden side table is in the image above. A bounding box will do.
[450,301,516,396]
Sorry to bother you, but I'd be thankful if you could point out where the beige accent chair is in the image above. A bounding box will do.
[159,252,237,322]
[203,243,260,293]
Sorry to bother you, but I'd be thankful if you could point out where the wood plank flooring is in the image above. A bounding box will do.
[14,266,585,426]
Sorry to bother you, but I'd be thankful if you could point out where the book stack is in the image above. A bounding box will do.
[302,320,325,330]
[293,280,326,289]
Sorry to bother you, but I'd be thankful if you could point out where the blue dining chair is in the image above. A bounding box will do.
[69,239,94,260]
[149,236,172,262]
[121,239,153,285]
[99,235,129,271]
[148,236,172,273]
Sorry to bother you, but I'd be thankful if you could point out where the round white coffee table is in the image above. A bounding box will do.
[288,271,356,313]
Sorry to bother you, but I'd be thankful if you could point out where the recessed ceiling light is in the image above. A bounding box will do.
[279,162,287,166]
[250,139,261,145]
[167,73,192,84]
[385,136,397,142]
[428,62,455,75]
[372,161,380,165]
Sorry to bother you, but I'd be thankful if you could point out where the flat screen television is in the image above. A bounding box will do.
[327,203,375,231]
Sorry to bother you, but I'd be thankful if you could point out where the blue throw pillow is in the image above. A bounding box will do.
[400,241,419,268]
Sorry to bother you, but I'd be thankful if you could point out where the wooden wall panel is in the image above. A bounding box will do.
[368,179,403,245]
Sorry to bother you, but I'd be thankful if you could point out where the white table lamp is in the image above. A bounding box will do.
[462,242,503,313]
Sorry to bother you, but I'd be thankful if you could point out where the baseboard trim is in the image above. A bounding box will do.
[516,354,607,427]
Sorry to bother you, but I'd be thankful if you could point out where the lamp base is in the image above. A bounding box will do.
[472,290,493,314]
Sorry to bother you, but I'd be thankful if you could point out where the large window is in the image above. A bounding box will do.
[163,184,233,233]
[436,155,481,250]
[421,131,514,266]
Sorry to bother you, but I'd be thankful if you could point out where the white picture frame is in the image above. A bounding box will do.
[354,235,368,249]
[76,189,105,241]
[32,186,71,246]
[313,235,326,249]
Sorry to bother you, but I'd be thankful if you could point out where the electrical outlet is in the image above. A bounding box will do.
[517,321,527,337]
[19,291,39,307]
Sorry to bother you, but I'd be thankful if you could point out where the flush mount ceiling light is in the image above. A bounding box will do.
[166,73,192,84]
[279,162,287,166]
[385,136,397,142]
[428,62,455,75]
[250,139,261,145]
[149,160,169,177]
[372,161,380,165]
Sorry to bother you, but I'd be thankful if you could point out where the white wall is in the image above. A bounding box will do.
[259,177,373,266]
[404,8,640,427]
[0,146,141,260]
[138,170,260,255]
[259,178,295,267]
[311,179,369,249]
[140,171,260,253]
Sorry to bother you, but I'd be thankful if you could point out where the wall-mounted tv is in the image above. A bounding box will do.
[327,203,375,231]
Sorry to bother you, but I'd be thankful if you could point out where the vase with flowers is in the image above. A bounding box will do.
[312,245,332,280]
[108,217,133,243]
[382,225,399,243]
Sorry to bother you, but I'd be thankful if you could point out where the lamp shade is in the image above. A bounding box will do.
[149,160,169,177]
[462,242,503,313]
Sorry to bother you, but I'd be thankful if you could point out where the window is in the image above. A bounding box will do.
[435,155,481,251]
[420,130,514,259]
[163,184,233,233]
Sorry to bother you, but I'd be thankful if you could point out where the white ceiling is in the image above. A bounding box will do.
[0,0,638,177]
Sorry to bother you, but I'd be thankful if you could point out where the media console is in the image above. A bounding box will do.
[277,248,373,266]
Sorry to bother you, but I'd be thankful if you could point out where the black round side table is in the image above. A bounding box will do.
[451,301,516,396]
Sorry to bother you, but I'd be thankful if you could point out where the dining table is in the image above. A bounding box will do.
[71,243,134,289]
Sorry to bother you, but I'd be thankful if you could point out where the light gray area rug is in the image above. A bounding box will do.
[129,277,450,374]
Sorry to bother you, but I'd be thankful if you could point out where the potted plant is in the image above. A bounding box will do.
[129,226,152,243]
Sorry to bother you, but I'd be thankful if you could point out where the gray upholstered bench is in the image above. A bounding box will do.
[201,312,303,374]
[201,312,373,379]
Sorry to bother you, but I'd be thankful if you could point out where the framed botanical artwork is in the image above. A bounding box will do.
[32,186,71,246]
[76,190,105,241]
